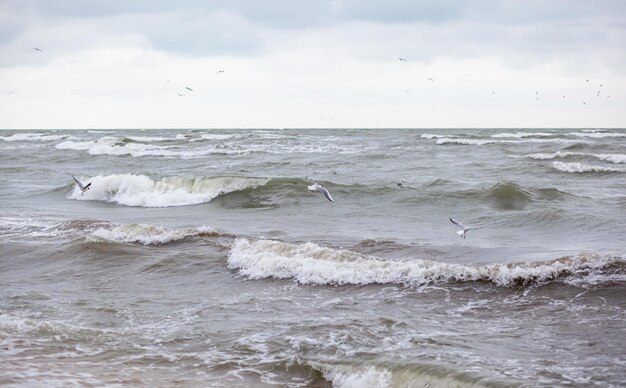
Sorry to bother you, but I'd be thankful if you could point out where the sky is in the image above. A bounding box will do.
[0,0,625,129]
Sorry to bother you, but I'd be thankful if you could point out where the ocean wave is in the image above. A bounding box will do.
[56,137,180,157]
[1,133,80,142]
[67,174,271,207]
[227,238,621,287]
[492,131,556,138]
[527,151,626,164]
[0,216,110,240]
[435,137,570,146]
[551,161,624,174]
[88,224,219,245]
[568,131,626,139]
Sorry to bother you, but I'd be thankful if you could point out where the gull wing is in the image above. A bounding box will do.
[319,186,334,202]
[449,218,466,230]
[72,175,84,190]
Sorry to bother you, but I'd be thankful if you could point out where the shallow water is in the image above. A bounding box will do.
[1,128,625,387]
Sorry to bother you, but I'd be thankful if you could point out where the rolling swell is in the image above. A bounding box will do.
[228,238,624,288]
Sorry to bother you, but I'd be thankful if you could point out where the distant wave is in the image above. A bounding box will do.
[435,137,571,146]
[568,131,626,139]
[492,131,556,138]
[0,216,110,241]
[67,174,271,207]
[551,161,624,174]
[527,151,626,164]
[88,224,220,245]
[1,133,80,142]
[228,239,623,287]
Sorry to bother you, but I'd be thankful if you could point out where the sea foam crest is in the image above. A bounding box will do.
[227,239,618,287]
[56,137,178,157]
[551,161,624,173]
[569,131,626,138]
[492,131,555,138]
[89,224,217,245]
[1,133,79,142]
[68,174,270,207]
[527,152,626,164]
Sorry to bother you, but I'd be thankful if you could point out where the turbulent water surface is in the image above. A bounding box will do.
[1,128,625,387]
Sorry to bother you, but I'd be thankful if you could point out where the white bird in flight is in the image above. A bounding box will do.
[449,218,480,239]
[72,175,91,195]
[308,183,334,202]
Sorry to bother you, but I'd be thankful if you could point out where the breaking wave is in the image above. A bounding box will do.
[527,151,626,164]
[88,224,219,245]
[227,238,623,287]
[568,131,626,139]
[1,133,80,142]
[551,161,624,174]
[67,174,271,207]
[492,131,556,138]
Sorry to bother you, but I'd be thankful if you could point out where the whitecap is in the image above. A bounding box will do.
[492,132,555,138]
[67,174,270,207]
[88,224,217,245]
[551,161,624,173]
[227,239,618,287]
[1,133,80,142]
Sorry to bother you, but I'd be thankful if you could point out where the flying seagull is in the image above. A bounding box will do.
[449,218,480,239]
[308,183,334,202]
[185,86,193,92]
[72,175,91,195]
[216,70,224,74]
[428,77,434,81]
[397,57,407,62]
[33,47,42,52]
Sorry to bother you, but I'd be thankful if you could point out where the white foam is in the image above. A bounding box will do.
[1,133,80,142]
[420,133,446,139]
[125,136,175,142]
[568,131,626,138]
[68,174,270,207]
[527,152,626,164]
[492,132,555,138]
[551,161,624,173]
[323,366,392,388]
[435,138,497,145]
[89,224,217,245]
[227,239,618,287]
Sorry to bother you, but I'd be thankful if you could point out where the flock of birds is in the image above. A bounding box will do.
[71,175,479,239]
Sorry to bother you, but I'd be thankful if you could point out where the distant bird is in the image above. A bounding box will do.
[72,175,91,195]
[428,77,434,81]
[563,95,565,98]
[33,47,42,52]
[216,70,224,74]
[586,79,589,82]
[308,183,334,202]
[185,86,193,92]
[7,91,16,95]
[397,57,407,62]
[492,91,495,94]
[450,218,480,239]
[535,91,538,95]
[177,93,185,97]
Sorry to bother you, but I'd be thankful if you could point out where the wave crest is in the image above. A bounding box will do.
[551,161,624,174]
[88,224,219,245]
[68,174,271,207]
[227,239,620,287]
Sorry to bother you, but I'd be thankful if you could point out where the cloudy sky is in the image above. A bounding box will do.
[1,0,625,129]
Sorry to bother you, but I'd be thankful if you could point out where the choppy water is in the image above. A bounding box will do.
[1,128,625,387]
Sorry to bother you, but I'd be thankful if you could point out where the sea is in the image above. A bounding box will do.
[1,128,625,387]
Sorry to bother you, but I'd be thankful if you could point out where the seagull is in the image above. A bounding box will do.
[216,70,224,74]
[72,175,91,195]
[397,57,407,62]
[308,183,334,202]
[428,77,434,81]
[449,218,480,239]
[33,47,42,52]
[185,86,193,92]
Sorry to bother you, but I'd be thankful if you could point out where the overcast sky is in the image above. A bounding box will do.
[1,0,625,129]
